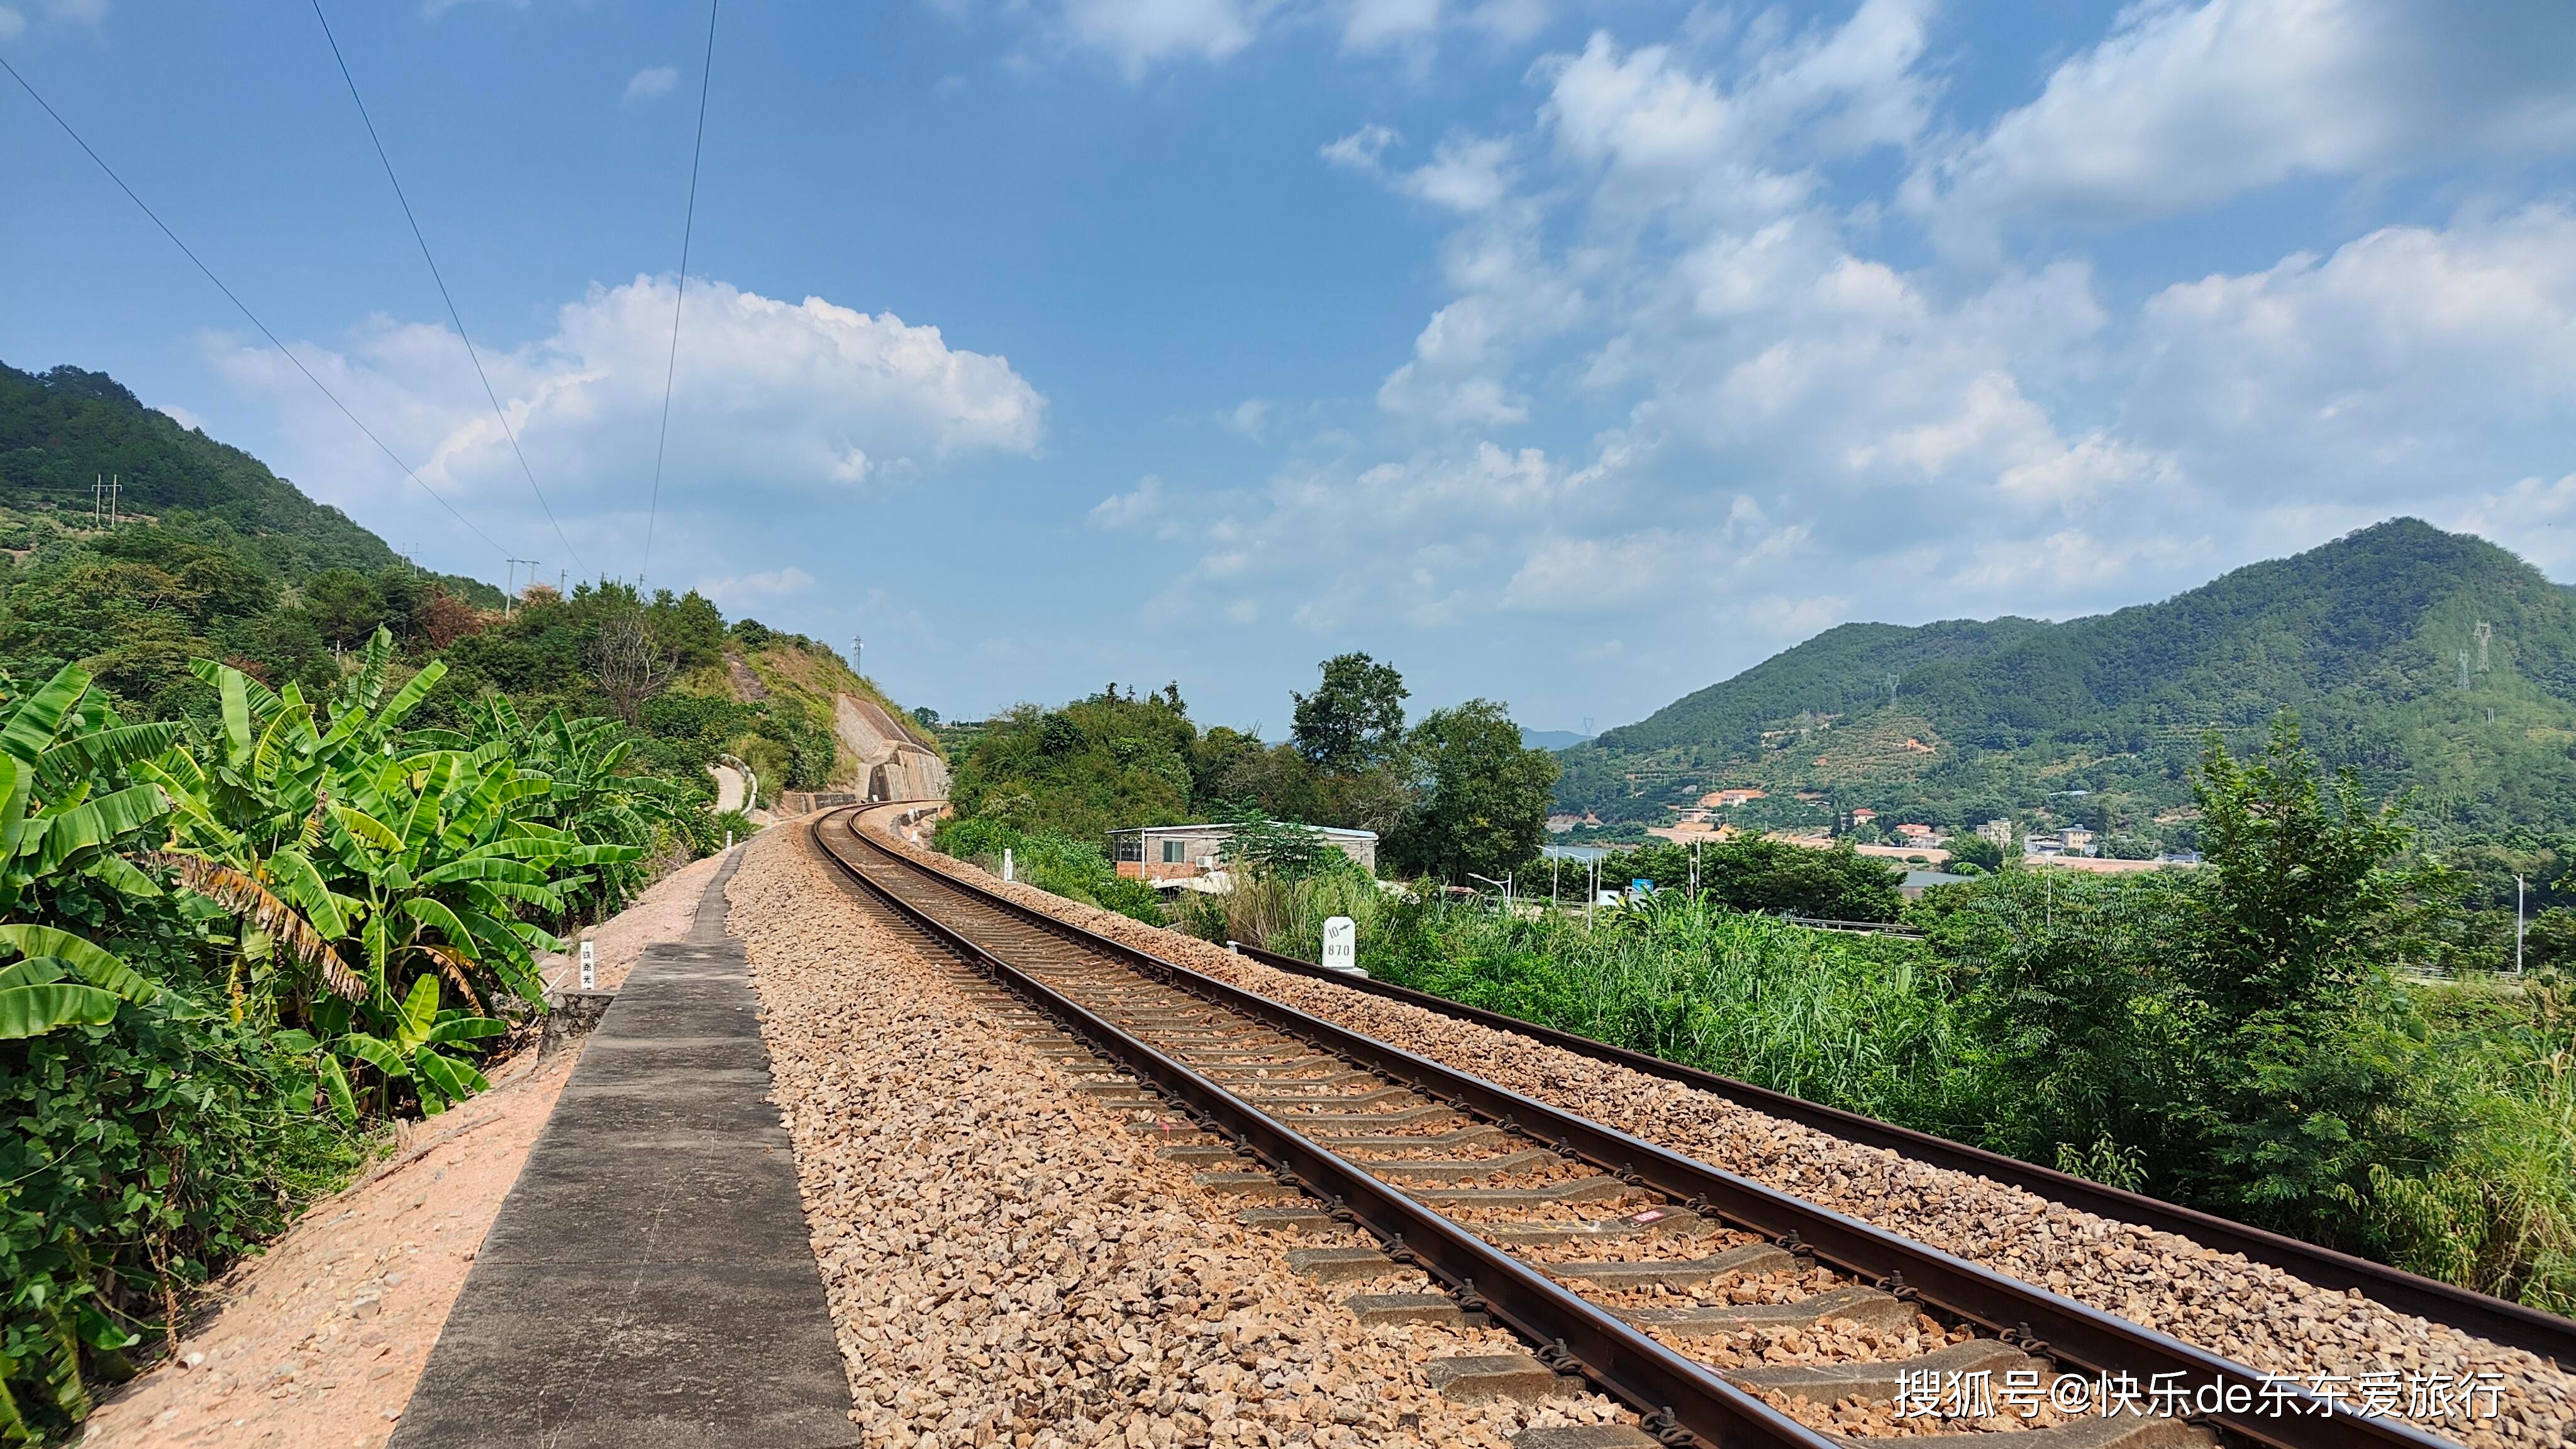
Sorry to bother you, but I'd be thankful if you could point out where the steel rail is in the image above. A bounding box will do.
[1221,937,2576,1370]
[819,808,2462,1449]
[811,811,1840,1449]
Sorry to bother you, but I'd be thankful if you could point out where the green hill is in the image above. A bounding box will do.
[1557,520,2576,845]
[0,361,494,589]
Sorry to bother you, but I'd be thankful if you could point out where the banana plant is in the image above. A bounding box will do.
[0,664,170,1039]
[152,630,640,1111]
[277,974,504,1119]
[420,697,686,913]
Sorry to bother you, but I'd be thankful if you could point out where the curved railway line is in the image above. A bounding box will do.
[813,802,2551,1449]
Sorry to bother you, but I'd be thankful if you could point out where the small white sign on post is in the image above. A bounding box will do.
[1002,847,1014,883]
[579,937,596,991]
[1322,916,1358,974]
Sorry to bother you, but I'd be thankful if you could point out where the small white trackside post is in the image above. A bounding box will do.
[579,936,596,991]
[1003,847,1014,883]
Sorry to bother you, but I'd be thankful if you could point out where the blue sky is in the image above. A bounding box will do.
[6,1,2575,736]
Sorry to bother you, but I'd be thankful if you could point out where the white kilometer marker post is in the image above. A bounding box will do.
[1003,847,1014,883]
[579,937,596,991]
[1323,916,1357,973]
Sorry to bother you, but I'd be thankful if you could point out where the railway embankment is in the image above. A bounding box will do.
[865,813,2575,1449]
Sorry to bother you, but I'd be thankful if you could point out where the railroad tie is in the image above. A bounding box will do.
[1541,1241,1795,1289]
[1618,1284,1916,1335]
[1423,1353,1583,1404]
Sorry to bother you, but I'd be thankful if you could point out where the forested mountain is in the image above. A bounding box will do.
[1557,520,2576,845]
[1,361,490,586]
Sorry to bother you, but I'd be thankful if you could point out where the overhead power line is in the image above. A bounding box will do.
[640,0,720,591]
[309,0,584,574]
[0,52,508,560]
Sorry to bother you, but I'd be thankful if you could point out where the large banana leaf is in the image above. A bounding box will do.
[0,663,88,767]
[0,925,155,1003]
[265,848,353,940]
[409,1046,486,1111]
[332,806,405,856]
[394,972,439,1052]
[37,719,181,785]
[34,782,166,872]
[414,855,548,889]
[375,658,448,733]
[0,982,121,1039]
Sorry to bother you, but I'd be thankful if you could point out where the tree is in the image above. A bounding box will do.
[2175,716,2435,1229]
[647,588,728,670]
[302,569,387,649]
[1384,700,1558,883]
[1594,836,1904,920]
[1292,653,1409,772]
[590,604,675,726]
[1219,810,1331,879]
[1949,831,2005,873]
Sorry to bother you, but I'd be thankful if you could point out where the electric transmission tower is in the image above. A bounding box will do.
[2476,621,2493,671]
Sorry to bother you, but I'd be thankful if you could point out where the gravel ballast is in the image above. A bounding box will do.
[872,818,2575,1449]
[728,824,1641,1448]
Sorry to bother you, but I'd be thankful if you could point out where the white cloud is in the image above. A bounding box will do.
[1540,1,1931,182]
[1912,0,2576,245]
[1224,399,1272,438]
[1343,0,1438,53]
[1463,0,1545,45]
[2130,206,2576,500]
[0,0,105,33]
[1065,0,1264,75]
[1090,474,1182,537]
[1400,135,1514,213]
[693,567,815,606]
[211,275,1043,568]
[1004,0,1555,75]
[155,403,207,433]
[2453,474,2576,573]
[1321,124,1399,173]
[622,66,678,104]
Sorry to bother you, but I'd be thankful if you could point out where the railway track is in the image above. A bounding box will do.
[813,804,2475,1449]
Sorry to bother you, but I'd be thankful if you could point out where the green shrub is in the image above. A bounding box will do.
[933,818,1166,926]
[1,963,369,1442]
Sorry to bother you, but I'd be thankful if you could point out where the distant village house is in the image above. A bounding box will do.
[1110,823,1377,883]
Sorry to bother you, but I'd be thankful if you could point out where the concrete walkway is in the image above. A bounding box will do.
[391,852,858,1449]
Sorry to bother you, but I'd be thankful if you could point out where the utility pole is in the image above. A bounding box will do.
[108,475,119,528]
[504,558,540,618]
[92,474,102,530]
[2517,875,2527,974]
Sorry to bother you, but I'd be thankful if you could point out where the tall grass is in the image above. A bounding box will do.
[1360,894,1967,1129]
[2373,980,2576,1313]
[1177,864,1391,962]
[934,816,1168,924]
